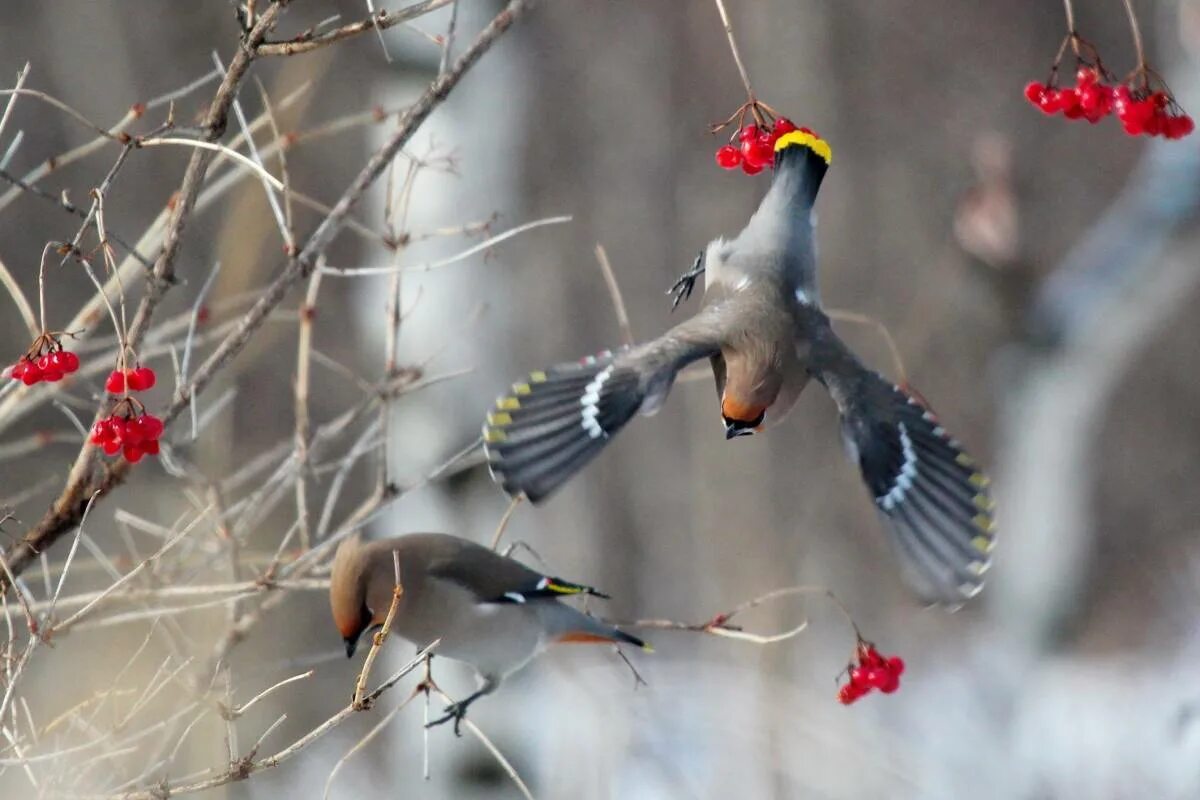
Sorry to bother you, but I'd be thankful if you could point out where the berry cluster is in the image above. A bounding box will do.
[715,117,799,175]
[105,366,157,394]
[4,334,81,385]
[1112,86,1194,138]
[1026,68,1194,138]
[1024,68,1114,123]
[837,641,905,705]
[90,408,164,463]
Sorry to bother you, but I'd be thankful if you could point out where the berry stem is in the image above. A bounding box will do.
[712,0,757,104]
[37,241,53,335]
[1120,0,1146,70]
[70,243,128,376]
[1061,0,1080,55]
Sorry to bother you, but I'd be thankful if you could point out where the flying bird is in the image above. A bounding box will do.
[482,129,996,605]
[331,532,647,732]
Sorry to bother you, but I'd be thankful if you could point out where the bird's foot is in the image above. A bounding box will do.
[426,700,471,737]
[666,253,705,312]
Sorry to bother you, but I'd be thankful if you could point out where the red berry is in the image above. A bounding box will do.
[103,440,122,456]
[10,360,27,381]
[848,666,869,688]
[60,351,79,373]
[1024,81,1046,105]
[1078,83,1104,113]
[21,363,42,385]
[743,136,774,169]
[142,439,160,456]
[880,672,901,694]
[1075,67,1098,87]
[36,354,53,371]
[138,414,164,440]
[123,442,144,463]
[1037,89,1062,115]
[737,124,759,143]
[1061,88,1084,119]
[740,160,763,175]
[858,644,885,668]
[864,667,890,689]
[127,366,156,391]
[886,656,905,676]
[716,144,743,169]
[42,369,63,383]
[123,420,144,444]
[772,117,797,137]
[1129,97,1156,126]
[106,370,126,393]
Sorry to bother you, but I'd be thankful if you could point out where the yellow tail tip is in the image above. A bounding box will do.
[641,643,655,653]
[774,129,832,165]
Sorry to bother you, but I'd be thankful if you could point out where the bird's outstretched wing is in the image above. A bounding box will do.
[809,330,996,605]
[483,306,730,502]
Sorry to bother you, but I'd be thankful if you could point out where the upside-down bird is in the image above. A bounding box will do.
[331,532,648,733]
[482,129,996,605]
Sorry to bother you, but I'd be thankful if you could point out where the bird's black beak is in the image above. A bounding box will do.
[724,418,757,440]
[344,635,359,659]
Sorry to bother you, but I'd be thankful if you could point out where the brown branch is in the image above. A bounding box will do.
[622,584,859,645]
[351,551,403,709]
[594,243,634,347]
[2,0,534,603]
[110,643,436,799]
[712,0,756,100]
[256,0,454,57]
[0,3,289,591]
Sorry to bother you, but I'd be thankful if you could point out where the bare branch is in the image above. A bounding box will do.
[256,0,455,57]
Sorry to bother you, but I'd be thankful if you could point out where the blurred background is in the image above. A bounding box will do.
[1,1,1199,797]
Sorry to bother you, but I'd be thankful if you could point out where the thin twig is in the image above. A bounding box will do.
[320,215,572,276]
[826,308,908,385]
[1120,0,1145,68]
[136,138,285,192]
[712,0,756,99]
[434,688,536,800]
[0,89,121,141]
[256,0,455,56]
[0,254,37,339]
[594,243,634,347]
[110,644,437,799]
[322,688,419,798]
[438,0,460,75]
[489,495,525,551]
[0,64,31,151]
[620,584,861,646]
[352,551,404,708]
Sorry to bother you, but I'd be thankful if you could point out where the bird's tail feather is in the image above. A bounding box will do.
[484,351,646,502]
[537,602,651,651]
[831,368,996,605]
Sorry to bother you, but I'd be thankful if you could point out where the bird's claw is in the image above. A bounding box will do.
[666,253,705,312]
[426,701,468,737]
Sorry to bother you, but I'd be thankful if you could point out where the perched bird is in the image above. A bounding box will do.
[482,129,996,605]
[330,532,648,731]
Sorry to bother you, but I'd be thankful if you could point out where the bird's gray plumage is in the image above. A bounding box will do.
[331,533,647,730]
[483,132,996,605]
